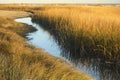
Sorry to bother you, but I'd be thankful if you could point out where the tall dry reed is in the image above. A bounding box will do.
[32,6,120,62]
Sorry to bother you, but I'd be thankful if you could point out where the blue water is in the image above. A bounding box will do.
[15,17,61,57]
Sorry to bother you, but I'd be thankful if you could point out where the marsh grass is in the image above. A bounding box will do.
[32,6,120,62]
[0,11,92,80]
[0,4,45,11]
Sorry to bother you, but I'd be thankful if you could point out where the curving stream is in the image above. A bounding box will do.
[15,17,120,80]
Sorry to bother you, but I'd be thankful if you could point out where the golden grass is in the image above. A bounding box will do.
[0,10,31,19]
[0,4,45,11]
[0,9,92,80]
[32,5,120,61]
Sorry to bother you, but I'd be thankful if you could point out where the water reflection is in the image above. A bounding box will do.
[32,18,120,80]
[15,17,61,57]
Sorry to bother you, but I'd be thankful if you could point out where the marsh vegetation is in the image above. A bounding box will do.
[31,5,120,80]
[0,4,120,80]
[32,6,120,62]
[0,9,92,80]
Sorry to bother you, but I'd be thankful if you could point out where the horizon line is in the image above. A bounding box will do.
[0,3,120,5]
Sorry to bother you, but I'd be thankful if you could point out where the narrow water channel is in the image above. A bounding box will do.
[15,17,120,80]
